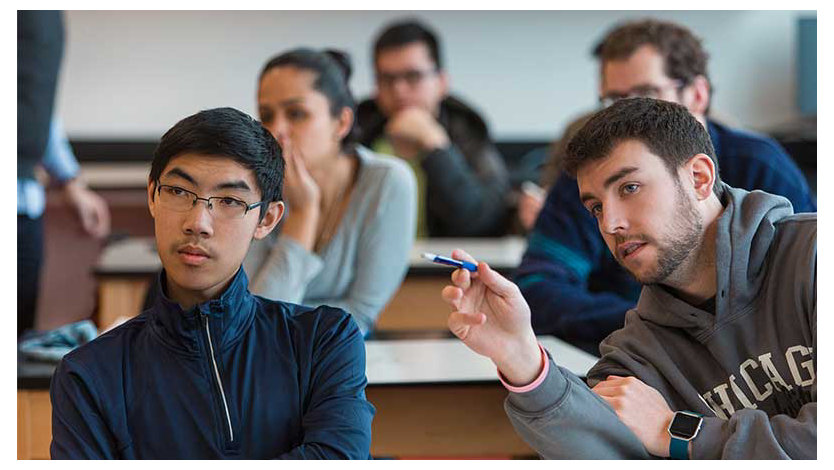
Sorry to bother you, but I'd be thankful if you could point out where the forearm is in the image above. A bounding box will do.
[691,403,816,459]
[504,358,650,459]
[421,145,509,235]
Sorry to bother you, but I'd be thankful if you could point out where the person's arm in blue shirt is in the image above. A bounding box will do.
[42,117,112,238]
[712,124,816,213]
[277,311,374,459]
[514,173,637,354]
[41,118,80,182]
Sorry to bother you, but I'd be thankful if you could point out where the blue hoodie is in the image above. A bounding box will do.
[50,268,375,459]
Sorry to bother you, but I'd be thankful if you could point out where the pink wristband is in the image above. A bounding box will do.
[497,342,549,393]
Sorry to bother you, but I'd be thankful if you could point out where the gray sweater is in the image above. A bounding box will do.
[244,146,417,334]
[506,185,816,459]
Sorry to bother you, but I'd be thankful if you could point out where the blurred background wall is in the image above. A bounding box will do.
[34,10,816,331]
[58,10,816,141]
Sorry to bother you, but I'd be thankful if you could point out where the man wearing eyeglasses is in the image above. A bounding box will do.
[49,107,375,459]
[356,19,510,238]
[514,18,817,354]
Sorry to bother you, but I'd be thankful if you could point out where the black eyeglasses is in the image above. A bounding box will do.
[155,184,265,220]
[376,68,438,89]
[599,81,686,108]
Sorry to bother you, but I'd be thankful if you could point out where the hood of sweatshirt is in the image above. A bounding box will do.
[633,184,794,338]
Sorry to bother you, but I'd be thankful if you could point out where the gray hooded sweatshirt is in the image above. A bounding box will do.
[505,185,816,459]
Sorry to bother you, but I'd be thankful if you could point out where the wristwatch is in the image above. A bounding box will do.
[667,411,703,459]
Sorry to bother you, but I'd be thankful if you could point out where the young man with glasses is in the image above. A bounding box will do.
[515,18,816,354]
[356,19,510,237]
[443,98,816,459]
[49,107,375,459]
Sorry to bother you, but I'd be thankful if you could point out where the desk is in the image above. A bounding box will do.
[94,236,526,332]
[18,358,56,459]
[364,336,597,457]
[18,336,597,459]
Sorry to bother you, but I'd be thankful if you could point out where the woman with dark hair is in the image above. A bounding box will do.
[244,48,416,335]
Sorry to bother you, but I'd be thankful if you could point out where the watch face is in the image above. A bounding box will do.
[670,412,702,438]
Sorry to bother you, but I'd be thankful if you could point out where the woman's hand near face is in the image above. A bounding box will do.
[281,139,321,210]
[278,139,321,251]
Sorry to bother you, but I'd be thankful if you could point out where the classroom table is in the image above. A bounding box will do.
[364,336,597,457]
[93,236,527,333]
[18,335,598,459]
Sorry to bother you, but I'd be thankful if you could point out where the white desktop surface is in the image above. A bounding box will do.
[96,236,160,273]
[365,336,598,385]
[410,237,525,269]
[97,236,527,273]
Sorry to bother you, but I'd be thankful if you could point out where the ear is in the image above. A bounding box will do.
[684,153,717,201]
[683,75,710,119]
[253,201,285,240]
[335,107,354,142]
[147,180,158,219]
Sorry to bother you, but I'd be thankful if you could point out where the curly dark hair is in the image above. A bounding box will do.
[565,97,722,197]
[593,19,712,110]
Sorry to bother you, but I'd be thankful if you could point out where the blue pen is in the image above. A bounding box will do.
[421,252,478,272]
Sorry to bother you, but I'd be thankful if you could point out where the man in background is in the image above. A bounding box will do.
[357,19,510,237]
[515,18,817,353]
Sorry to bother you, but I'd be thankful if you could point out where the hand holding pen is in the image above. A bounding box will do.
[422,252,478,272]
[438,249,543,386]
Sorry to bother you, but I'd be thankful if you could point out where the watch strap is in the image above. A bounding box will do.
[669,435,689,460]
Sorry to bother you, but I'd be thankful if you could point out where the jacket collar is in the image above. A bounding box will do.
[148,267,256,355]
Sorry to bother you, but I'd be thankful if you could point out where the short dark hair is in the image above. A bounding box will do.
[149,107,284,219]
[260,48,357,149]
[373,19,442,70]
[593,19,711,106]
[565,97,722,197]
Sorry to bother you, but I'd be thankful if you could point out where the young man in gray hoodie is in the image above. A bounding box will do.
[442,97,816,459]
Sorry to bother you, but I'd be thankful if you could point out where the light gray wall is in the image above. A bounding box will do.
[57,10,815,140]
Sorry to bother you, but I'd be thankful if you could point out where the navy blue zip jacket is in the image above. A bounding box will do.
[516,119,817,354]
[50,268,375,459]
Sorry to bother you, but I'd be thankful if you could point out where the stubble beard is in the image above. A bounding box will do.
[624,182,703,285]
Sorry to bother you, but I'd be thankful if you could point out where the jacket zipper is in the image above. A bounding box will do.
[202,314,234,443]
